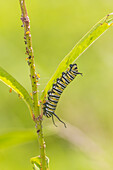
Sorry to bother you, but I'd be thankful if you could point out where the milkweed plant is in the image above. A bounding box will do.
[0,0,113,169]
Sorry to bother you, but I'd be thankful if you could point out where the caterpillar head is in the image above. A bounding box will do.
[70,64,78,71]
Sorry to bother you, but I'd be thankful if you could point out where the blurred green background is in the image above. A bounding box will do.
[0,0,113,169]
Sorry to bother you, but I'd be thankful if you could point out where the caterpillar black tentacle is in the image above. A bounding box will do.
[43,64,82,127]
[52,112,67,128]
[52,115,57,127]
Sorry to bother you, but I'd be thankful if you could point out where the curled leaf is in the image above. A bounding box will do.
[31,155,49,170]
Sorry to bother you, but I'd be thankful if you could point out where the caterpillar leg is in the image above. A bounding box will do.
[52,112,67,128]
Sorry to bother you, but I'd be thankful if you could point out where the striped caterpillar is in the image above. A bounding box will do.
[43,64,82,127]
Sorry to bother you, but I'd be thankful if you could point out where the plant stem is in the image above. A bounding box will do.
[19,0,47,169]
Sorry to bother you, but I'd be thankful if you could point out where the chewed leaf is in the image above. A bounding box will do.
[31,155,49,170]
[0,66,33,114]
[41,13,113,101]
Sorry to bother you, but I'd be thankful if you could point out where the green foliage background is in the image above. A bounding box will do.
[0,0,113,169]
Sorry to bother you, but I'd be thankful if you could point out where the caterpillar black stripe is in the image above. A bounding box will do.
[43,64,82,127]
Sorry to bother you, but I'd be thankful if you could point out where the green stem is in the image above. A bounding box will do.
[19,0,47,169]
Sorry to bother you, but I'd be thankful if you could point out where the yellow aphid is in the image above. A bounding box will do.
[30,93,32,96]
[26,31,30,35]
[43,99,46,103]
[9,88,12,93]
[18,94,22,99]
[38,101,40,107]
[37,73,40,78]
[109,22,113,26]
[25,57,28,61]
[67,68,69,71]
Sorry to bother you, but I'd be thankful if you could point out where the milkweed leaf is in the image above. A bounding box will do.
[41,13,113,101]
[0,126,57,150]
[0,129,36,150]
[0,66,33,113]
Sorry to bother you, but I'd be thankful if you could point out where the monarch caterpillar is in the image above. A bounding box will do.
[43,64,82,127]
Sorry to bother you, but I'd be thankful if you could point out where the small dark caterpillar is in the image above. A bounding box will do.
[43,64,82,127]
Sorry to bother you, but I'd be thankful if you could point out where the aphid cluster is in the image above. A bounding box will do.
[20,14,40,100]
[43,64,82,127]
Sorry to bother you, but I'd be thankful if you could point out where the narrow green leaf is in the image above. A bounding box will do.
[41,13,113,101]
[0,66,33,114]
[31,156,49,170]
[0,126,57,150]
[0,129,36,150]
